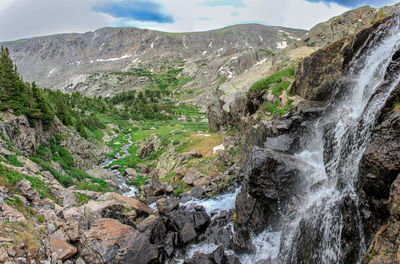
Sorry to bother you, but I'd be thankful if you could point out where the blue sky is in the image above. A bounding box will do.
[0,0,398,41]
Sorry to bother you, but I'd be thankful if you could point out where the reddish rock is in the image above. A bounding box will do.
[80,218,159,264]
[15,179,41,202]
[0,202,26,223]
[50,233,77,261]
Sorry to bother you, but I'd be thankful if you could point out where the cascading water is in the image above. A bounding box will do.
[243,12,400,264]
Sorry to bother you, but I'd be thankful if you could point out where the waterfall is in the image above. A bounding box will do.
[243,13,400,264]
[280,13,400,264]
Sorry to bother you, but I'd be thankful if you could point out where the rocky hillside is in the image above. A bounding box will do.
[3,24,305,101]
[303,3,400,47]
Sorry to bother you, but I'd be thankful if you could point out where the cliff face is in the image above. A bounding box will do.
[0,111,108,169]
[292,16,392,102]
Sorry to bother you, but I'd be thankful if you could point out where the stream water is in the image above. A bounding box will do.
[99,132,139,196]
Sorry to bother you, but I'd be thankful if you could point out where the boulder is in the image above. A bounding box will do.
[156,144,180,178]
[98,192,153,216]
[0,202,26,223]
[63,207,87,241]
[184,245,241,264]
[83,200,131,227]
[235,147,311,234]
[183,170,210,187]
[80,218,159,264]
[0,248,8,262]
[156,198,179,215]
[15,179,41,202]
[125,168,138,180]
[138,134,161,159]
[86,167,117,187]
[137,215,167,246]
[180,222,197,245]
[50,232,77,261]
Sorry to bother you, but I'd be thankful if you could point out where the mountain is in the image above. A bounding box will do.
[3,24,306,99]
[0,3,399,264]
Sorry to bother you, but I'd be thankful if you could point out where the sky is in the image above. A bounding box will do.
[0,0,398,41]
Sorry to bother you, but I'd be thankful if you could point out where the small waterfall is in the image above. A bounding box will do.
[278,13,400,263]
[242,13,400,264]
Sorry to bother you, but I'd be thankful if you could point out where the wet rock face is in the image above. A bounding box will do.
[358,83,400,242]
[235,146,311,239]
[185,245,241,264]
[292,16,392,102]
[362,174,400,264]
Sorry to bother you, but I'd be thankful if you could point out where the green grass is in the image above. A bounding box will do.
[394,102,400,111]
[159,171,176,182]
[5,155,23,167]
[30,157,74,187]
[127,174,150,188]
[248,65,295,96]
[173,189,184,196]
[73,192,91,205]
[0,164,57,202]
[76,178,111,193]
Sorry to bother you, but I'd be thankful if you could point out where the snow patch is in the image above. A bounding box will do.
[202,50,207,56]
[213,144,225,153]
[150,42,154,49]
[96,54,132,62]
[254,58,267,66]
[47,68,56,78]
[208,41,213,48]
[258,34,263,42]
[90,60,93,64]
[99,43,105,51]
[132,58,140,64]
[276,41,287,49]
[218,48,224,52]
[76,61,81,66]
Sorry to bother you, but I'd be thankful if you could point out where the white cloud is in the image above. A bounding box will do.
[0,0,353,41]
[0,0,114,41]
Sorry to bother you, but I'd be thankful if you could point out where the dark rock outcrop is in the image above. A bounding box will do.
[292,16,392,102]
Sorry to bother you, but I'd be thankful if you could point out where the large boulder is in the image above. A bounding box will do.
[15,179,41,202]
[138,134,161,159]
[183,170,211,187]
[63,207,87,241]
[0,202,26,223]
[79,218,159,264]
[235,147,310,232]
[86,167,117,188]
[49,231,77,261]
[98,192,154,216]
[83,200,133,227]
[156,144,180,178]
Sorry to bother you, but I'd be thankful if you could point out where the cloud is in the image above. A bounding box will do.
[0,0,113,42]
[197,17,213,21]
[202,0,247,8]
[305,0,396,8]
[2,0,395,42]
[93,0,173,23]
